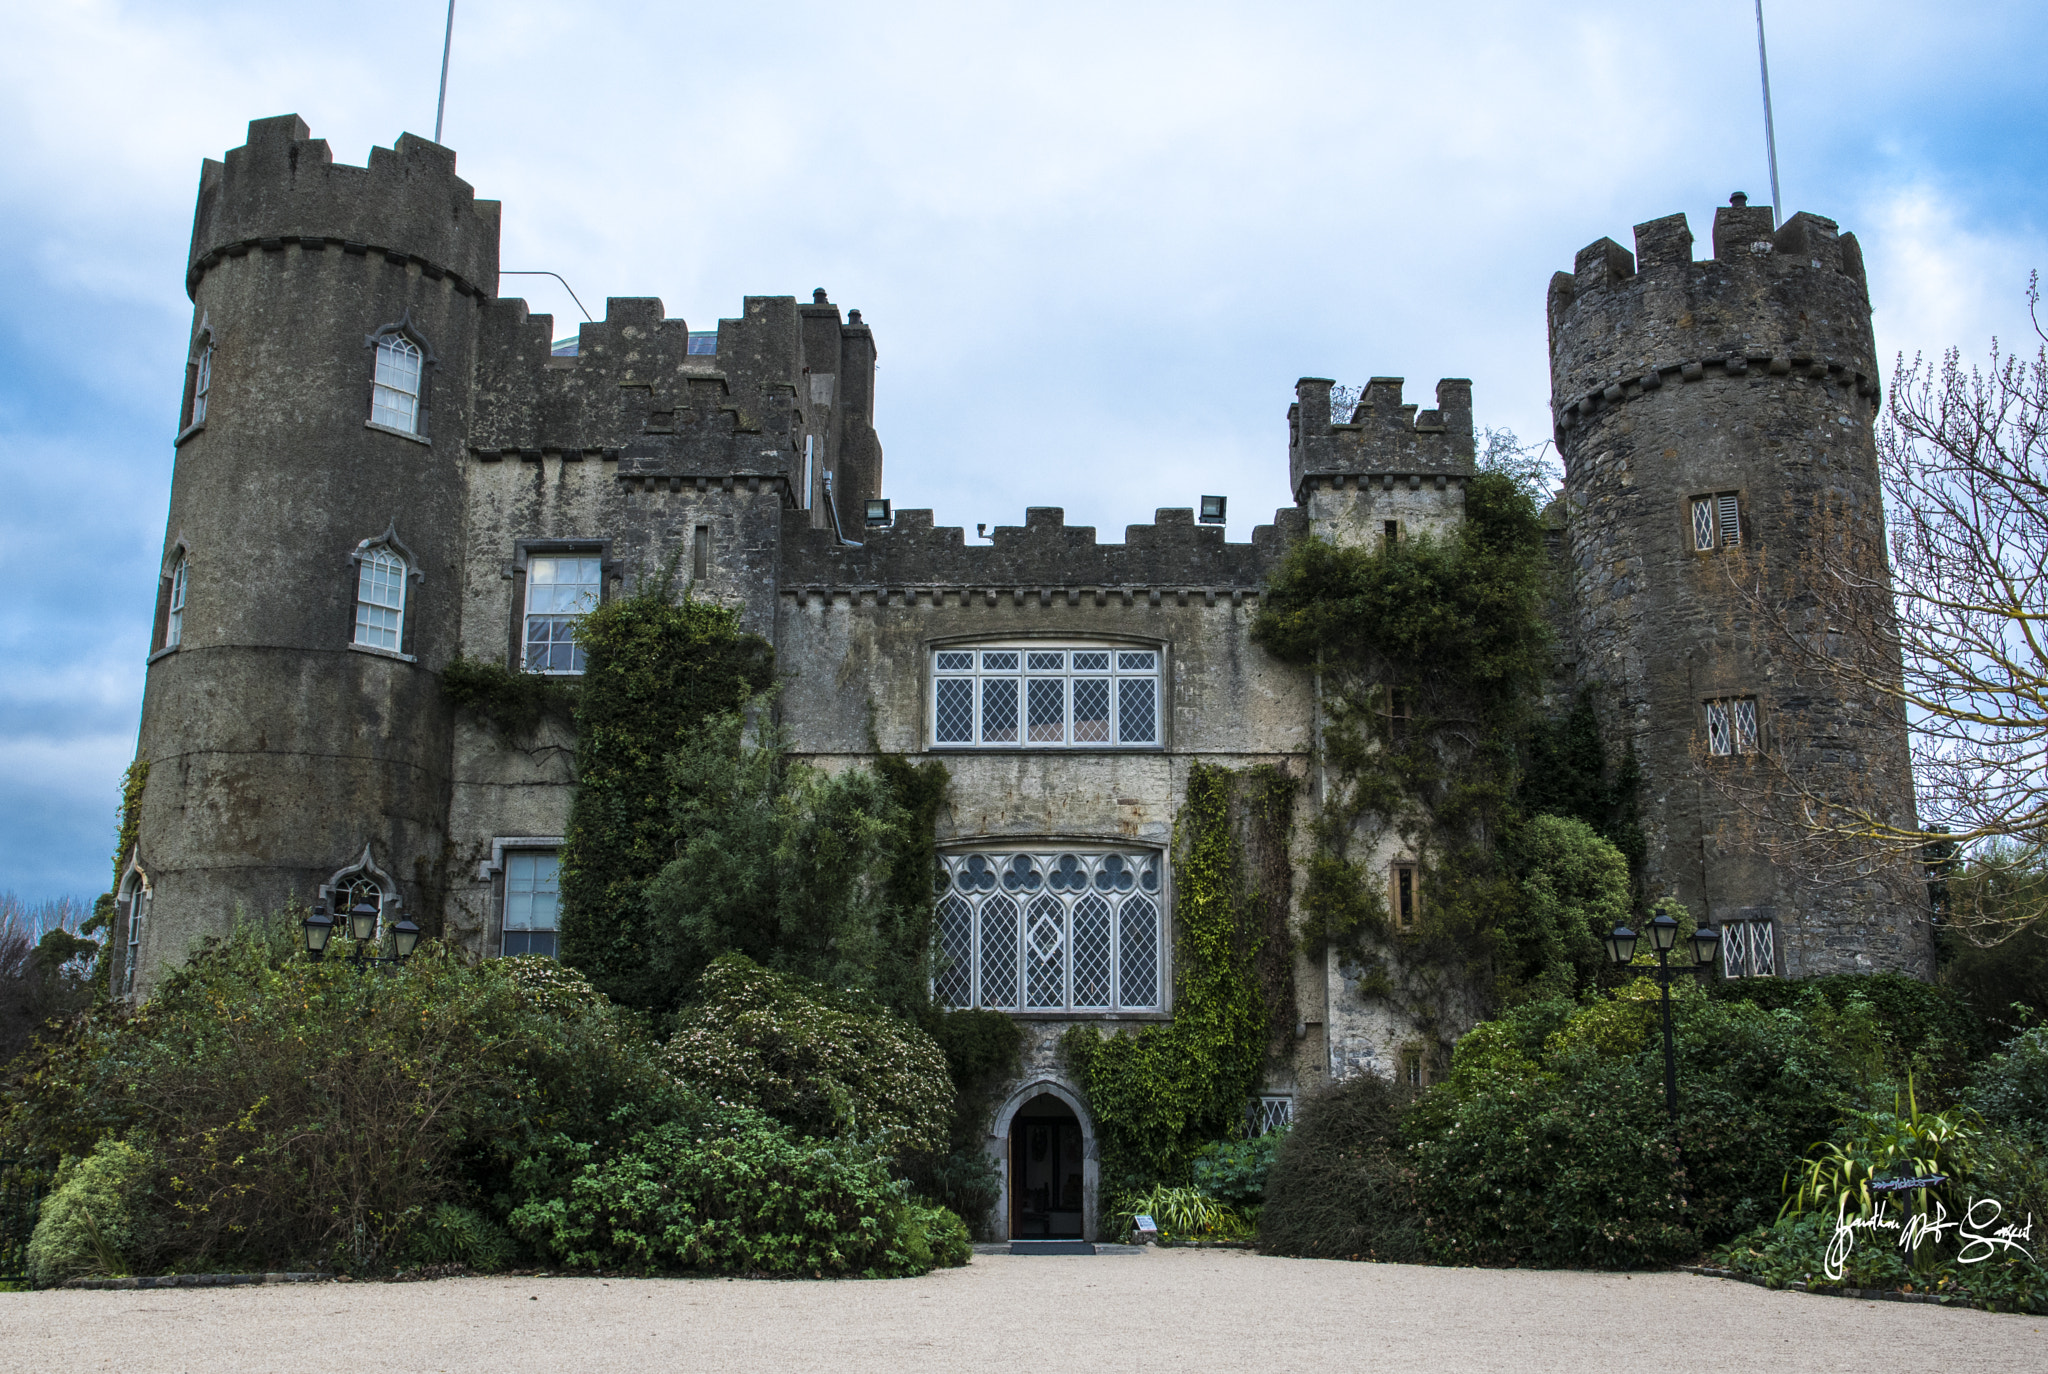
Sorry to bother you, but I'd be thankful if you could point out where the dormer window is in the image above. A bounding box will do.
[371,334,424,433]
[931,644,1162,749]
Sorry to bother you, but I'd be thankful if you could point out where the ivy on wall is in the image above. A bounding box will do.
[1062,762,1271,1192]
[1251,473,1633,1053]
[556,577,774,1010]
[442,657,580,744]
[82,759,150,993]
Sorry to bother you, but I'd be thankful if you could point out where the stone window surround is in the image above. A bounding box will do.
[363,311,436,442]
[1689,489,1744,552]
[116,856,150,1000]
[1704,695,1763,757]
[1390,860,1420,931]
[922,633,1171,754]
[318,844,403,925]
[477,836,566,959]
[347,521,424,663]
[502,539,620,673]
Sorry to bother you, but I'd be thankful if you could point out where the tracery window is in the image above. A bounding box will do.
[525,555,603,673]
[931,644,1161,749]
[1705,696,1760,756]
[371,334,425,433]
[932,848,1162,1012]
[353,547,407,651]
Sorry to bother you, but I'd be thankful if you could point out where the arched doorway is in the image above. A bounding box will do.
[988,1079,1099,1241]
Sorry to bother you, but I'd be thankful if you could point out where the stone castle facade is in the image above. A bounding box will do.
[114,116,1930,1239]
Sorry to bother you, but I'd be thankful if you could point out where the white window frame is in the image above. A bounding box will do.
[1705,696,1760,756]
[1691,491,1742,551]
[1719,918,1777,978]
[370,333,425,433]
[502,848,562,958]
[524,554,604,674]
[191,340,212,426]
[932,846,1165,1013]
[118,863,150,998]
[165,557,188,649]
[930,642,1163,750]
[353,546,408,652]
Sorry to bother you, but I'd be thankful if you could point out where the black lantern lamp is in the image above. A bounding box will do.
[1690,924,1722,968]
[1603,925,1638,966]
[1648,910,1680,954]
[302,906,335,961]
[348,901,379,944]
[391,919,422,961]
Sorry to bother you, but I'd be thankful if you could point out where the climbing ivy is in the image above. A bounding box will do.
[82,759,150,993]
[556,575,774,1010]
[1062,763,1270,1192]
[1252,472,1630,1050]
[442,656,580,743]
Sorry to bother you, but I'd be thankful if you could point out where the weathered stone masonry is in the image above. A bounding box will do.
[118,118,1932,1236]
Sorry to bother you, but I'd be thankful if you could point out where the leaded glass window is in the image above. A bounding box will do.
[930,644,1162,748]
[371,334,424,433]
[1706,696,1760,756]
[525,555,602,673]
[934,847,1163,1012]
[1691,491,1742,550]
[1719,919,1776,978]
[353,548,407,651]
[504,851,560,957]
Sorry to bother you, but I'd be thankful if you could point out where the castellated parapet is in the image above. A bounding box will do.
[1549,197,1925,978]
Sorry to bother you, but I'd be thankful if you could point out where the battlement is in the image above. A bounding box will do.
[1288,376,1473,501]
[779,504,1304,593]
[188,116,500,298]
[1546,198,1878,419]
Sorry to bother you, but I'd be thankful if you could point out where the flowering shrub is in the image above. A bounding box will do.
[663,955,952,1156]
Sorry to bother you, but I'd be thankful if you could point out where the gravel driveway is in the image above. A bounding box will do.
[2,1249,2037,1374]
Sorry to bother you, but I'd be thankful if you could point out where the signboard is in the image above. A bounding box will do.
[1132,1214,1158,1239]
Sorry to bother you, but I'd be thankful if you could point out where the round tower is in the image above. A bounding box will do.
[1547,195,1929,979]
[121,116,500,994]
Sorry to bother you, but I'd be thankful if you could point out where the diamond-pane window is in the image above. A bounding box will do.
[982,678,1019,742]
[1706,696,1759,756]
[930,643,1162,748]
[933,849,1162,1011]
[1692,498,1716,551]
[1691,490,1742,551]
[1720,919,1777,978]
[1706,700,1733,755]
[934,679,974,742]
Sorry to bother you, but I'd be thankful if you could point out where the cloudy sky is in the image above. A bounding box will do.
[2,0,2043,900]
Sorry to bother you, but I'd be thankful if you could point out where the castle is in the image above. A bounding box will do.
[115,116,1930,1241]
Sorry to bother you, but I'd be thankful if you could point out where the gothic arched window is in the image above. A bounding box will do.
[164,555,188,650]
[348,524,421,658]
[117,862,151,998]
[365,318,433,437]
[321,845,402,939]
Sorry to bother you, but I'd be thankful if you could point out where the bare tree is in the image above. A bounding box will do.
[1715,277,2048,946]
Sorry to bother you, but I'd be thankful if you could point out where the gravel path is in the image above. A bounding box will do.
[2,1250,2037,1374]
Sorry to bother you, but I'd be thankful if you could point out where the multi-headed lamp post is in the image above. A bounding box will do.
[302,901,421,968]
[1604,912,1721,1123]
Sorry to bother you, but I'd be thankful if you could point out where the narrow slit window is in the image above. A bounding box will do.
[1391,862,1419,931]
[371,334,424,433]
[1718,493,1741,546]
[1384,519,1399,547]
[353,548,407,651]
[692,525,710,582]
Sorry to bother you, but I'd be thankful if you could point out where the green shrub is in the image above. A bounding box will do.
[1191,1131,1283,1207]
[901,1008,1021,1230]
[1257,1072,1422,1262]
[25,1138,161,1285]
[1969,1026,2048,1148]
[399,1204,515,1273]
[1113,1183,1252,1242]
[1710,971,1982,1099]
[896,1202,973,1270]
[662,955,953,1157]
[506,1114,938,1277]
[1941,920,2048,1046]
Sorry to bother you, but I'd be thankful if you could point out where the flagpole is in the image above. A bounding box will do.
[434,0,457,144]
[1755,0,1782,227]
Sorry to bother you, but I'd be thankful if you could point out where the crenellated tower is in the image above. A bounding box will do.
[123,116,500,993]
[1289,375,1475,549]
[1548,195,1928,977]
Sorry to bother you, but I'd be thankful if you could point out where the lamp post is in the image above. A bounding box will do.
[1604,914,1721,1123]
[302,902,420,968]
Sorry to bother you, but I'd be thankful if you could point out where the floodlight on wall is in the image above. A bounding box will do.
[865,499,892,527]
[1199,495,1227,524]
